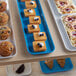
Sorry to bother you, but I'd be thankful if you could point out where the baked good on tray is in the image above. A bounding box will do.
[0,12,9,26]
[0,41,14,57]
[33,32,47,41]
[55,0,76,14]
[25,1,37,9]
[60,5,76,14]
[28,24,40,33]
[62,15,76,25]
[0,1,7,12]
[24,9,36,17]
[29,16,41,24]
[67,30,76,47]
[55,0,70,8]
[33,41,46,52]
[21,0,31,2]
[0,26,11,40]
[57,59,65,68]
[45,60,53,69]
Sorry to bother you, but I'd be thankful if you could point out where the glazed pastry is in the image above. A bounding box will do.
[29,16,41,24]
[33,32,47,41]
[65,22,76,30]
[25,1,37,9]
[0,26,11,40]
[0,12,9,26]
[55,0,70,8]
[0,41,14,57]
[33,41,46,52]
[24,9,36,17]
[45,60,53,69]
[57,59,65,68]
[21,0,31,2]
[28,24,40,33]
[0,1,7,12]
[60,5,76,14]
[62,15,76,25]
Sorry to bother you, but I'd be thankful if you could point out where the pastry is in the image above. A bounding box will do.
[67,30,76,47]
[33,41,46,52]
[57,59,65,68]
[0,12,9,26]
[55,0,70,8]
[33,32,47,41]
[28,24,40,33]
[24,9,36,17]
[0,41,14,57]
[60,5,76,14]
[29,16,41,24]
[62,15,76,25]
[45,60,53,69]
[25,1,37,9]
[21,0,31,2]
[0,1,7,12]
[0,26,11,40]
[65,22,76,30]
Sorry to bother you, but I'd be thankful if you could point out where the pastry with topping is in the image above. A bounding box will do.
[33,41,46,52]
[55,0,70,8]
[24,9,36,17]
[28,24,40,33]
[29,16,41,24]
[0,26,11,40]
[0,1,7,12]
[0,12,9,25]
[57,59,65,68]
[45,60,53,69]
[33,32,47,41]
[60,5,76,14]
[0,41,14,57]
[25,1,37,8]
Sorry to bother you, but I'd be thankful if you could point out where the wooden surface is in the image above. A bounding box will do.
[0,0,76,65]
[0,57,76,76]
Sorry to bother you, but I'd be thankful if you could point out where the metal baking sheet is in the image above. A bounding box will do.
[47,0,76,51]
[0,0,17,59]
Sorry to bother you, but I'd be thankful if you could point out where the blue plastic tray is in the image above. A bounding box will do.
[16,0,55,55]
[40,58,73,74]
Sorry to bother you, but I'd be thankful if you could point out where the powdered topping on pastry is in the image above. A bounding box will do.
[27,9,33,13]
[30,1,34,5]
[72,31,76,37]
[34,17,39,21]
[38,32,44,36]
[37,43,44,47]
[32,25,37,29]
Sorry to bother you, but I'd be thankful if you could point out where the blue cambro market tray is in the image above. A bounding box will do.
[16,0,55,55]
[40,58,73,74]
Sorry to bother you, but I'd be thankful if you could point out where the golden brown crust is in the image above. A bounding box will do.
[25,1,37,9]
[0,12,9,25]
[0,26,11,40]
[45,60,53,69]
[0,41,14,57]
[33,41,46,52]
[24,9,36,17]
[0,1,7,12]
[57,59,65,68]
